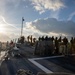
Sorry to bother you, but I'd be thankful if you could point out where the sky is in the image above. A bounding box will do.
[0,0,75,42]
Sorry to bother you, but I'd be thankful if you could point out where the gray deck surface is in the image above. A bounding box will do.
[0,46,75,75]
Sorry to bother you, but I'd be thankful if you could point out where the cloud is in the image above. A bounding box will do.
[25,18,75,38]
[30,0,65,14]
[68,12,75,20]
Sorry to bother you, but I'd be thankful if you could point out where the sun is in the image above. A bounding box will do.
[0,24,6,33]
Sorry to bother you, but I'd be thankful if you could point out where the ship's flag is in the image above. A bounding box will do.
[22,17,24,21]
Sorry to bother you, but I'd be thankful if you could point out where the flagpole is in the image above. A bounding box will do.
[21,17,24,37]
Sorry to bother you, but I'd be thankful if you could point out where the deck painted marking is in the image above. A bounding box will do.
[28,55,64,73]
[28,59,53,73]
[29,54,75,73]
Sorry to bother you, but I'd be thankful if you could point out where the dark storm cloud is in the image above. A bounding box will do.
[27,18,75,36]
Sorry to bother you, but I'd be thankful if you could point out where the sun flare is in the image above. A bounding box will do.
[0,24,6,33]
